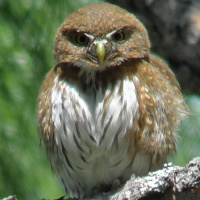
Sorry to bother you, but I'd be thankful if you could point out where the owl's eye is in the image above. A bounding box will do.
[112,31,125,42]
[75,33,89,45]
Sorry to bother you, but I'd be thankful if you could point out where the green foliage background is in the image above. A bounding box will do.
[0,0,199,199]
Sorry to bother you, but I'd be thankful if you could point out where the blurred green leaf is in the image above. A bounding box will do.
[171,95,200,166]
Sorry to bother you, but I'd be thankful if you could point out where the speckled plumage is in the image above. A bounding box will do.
[37,2,189,198]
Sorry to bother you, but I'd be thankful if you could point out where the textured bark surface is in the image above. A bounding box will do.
[105,157,200,200]
[107,0,200,94]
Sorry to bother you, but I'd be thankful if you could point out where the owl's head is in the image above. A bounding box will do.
[54,2,150,71]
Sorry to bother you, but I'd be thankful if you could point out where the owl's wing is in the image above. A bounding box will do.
[149,54,181,90]
[128,55,189,171]
[37,62,79,145]
[37,68,56,145]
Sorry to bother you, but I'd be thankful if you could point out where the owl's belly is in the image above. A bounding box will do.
[49,76,146,197]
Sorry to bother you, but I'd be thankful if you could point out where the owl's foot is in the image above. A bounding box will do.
[92,182,114,195]
[92,179,122,195]
[112,178,121,189]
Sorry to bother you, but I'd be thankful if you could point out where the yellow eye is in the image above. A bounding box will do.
[112,31,125,42]
[75,33,89,45]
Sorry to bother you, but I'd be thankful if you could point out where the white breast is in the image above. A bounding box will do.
[49,76,140,197]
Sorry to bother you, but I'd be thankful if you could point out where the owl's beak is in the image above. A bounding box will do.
[94,39,108,63]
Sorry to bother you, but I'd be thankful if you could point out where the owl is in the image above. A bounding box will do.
[37,2,189,198]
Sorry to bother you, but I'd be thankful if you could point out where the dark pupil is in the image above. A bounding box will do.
[113,32,124,41]
[79,35,87,43]
[114,33,121,40]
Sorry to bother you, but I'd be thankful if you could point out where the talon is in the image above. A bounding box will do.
[112,178,121,189]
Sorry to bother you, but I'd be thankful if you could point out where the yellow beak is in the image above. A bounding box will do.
[95,40,108,63]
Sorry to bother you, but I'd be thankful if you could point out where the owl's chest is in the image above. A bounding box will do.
[51,76,139,149]
[49,75,141,190]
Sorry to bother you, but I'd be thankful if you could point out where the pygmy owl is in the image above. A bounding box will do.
[37,2,189,198]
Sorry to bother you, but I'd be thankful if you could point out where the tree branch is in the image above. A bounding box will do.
[83,157,200,200]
